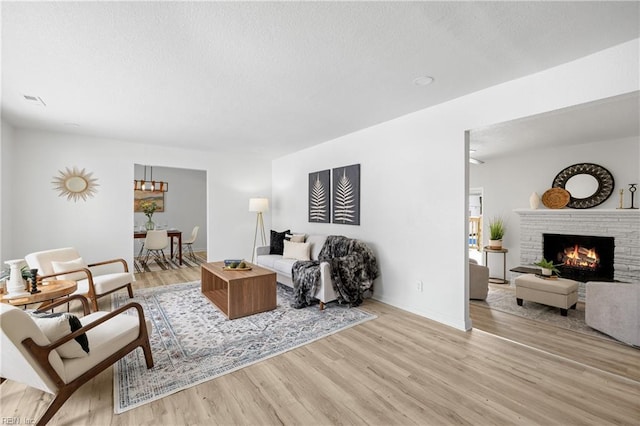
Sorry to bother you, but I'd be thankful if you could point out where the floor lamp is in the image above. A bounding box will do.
[250,198,269,263]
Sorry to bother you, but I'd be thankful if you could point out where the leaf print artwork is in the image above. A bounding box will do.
[334,170,355,223]
[310,174,327,221]
[309,169,331,223]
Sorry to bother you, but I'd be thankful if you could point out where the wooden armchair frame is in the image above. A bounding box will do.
[19,295,153,426]
[35,258,133,312]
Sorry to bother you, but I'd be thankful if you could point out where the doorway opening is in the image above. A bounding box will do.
[133,164,207,272]
[469,187,483,265]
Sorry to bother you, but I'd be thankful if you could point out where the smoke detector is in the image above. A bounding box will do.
[413,75,434,86]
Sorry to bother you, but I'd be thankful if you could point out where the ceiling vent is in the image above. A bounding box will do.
[23,94,46,107]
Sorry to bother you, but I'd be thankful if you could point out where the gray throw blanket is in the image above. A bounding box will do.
[291,235,379,308]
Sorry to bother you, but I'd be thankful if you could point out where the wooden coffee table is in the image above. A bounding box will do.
[1,280,77,309]
[201,261,276,319]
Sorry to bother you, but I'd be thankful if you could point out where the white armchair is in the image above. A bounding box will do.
[585,281,639,346]
[469,259,489,300]
[25,247,134,312]
[0,295,153,425]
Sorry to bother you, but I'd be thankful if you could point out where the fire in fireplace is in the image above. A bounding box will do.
[543,233,614,282]
[562,245,600,269]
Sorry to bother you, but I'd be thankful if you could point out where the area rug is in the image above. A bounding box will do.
[111,281,376,413]
[133,251,206,273]
[471,284,613,341]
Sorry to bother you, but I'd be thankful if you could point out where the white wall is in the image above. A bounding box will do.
[470,136,640,278]
[133,164,207,253]
[0,121,16,265]
[272,39,639,330]
[2,128,272,269]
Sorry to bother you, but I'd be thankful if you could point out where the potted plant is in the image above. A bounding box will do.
[534,258,560,276]
[488,216,506,249]
[20,265,32,281]
[140,200,158,230]
[0,267,9,291]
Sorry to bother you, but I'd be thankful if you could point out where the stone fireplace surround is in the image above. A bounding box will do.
[516,209,639,301]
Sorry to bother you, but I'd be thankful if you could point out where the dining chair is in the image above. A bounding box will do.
[175,225,199,262]
[140,230,169,267]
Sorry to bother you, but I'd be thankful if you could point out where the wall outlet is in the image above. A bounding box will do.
[416,280,423,292]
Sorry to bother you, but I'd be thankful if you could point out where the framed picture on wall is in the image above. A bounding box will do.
[332,164,360,225]
[134,190,165,212]
[309,169,330,223]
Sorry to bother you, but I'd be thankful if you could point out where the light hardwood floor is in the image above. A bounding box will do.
[1,266,639,425]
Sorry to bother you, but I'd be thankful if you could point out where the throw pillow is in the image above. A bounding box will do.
[30,311,90,358]
[270,229,290,255]
[282,240,311,261]
[285,234,306,243]
[51,257,89,282]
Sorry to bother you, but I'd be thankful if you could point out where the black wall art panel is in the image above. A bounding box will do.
[308,169,331,223]
[332,164,360,225]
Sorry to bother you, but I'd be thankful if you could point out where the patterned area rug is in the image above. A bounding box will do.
[133,251,206,273]
[111,281,376,413]
[471,284,613,341]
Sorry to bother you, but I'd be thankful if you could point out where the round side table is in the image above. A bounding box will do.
[484,247,509,284]
[1,280,78,309]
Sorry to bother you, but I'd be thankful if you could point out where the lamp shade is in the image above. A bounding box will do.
[249,197,269,212]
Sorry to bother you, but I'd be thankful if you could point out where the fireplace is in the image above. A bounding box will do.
[543,233,614,282]
[517,210,638,301]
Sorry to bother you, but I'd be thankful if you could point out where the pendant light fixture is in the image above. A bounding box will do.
[134,165,169,192]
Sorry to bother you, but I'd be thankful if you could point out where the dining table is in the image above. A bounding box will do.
[134,229,183,265]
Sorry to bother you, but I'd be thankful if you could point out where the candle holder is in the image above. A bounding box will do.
[29,268,41,294]
[617,189,624,209]
[628,184,638,209]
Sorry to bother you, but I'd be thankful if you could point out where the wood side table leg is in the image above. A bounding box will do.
[503,252,507,284]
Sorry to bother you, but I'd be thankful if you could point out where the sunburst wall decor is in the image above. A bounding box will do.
[52,166,99,202]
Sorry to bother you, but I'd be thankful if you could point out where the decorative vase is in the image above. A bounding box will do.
[529,192,540,209]
[145,219,155,231]
[5,259,29,297]
[488,239,503,249]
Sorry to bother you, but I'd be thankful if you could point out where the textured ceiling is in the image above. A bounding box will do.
[470,91,640,162]
[2,2,639,158]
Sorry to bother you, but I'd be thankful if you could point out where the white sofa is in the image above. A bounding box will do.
[254,234,337,308]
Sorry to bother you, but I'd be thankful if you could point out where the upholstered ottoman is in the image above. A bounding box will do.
[514,274,578,316]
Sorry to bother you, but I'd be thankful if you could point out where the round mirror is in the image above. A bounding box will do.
[64,176,88,193]
[552,163,614,209]
[52,166,99,202]
[564,174,599,199]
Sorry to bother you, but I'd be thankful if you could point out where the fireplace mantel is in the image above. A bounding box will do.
[515,208,640,216]
[515,208,639,300]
